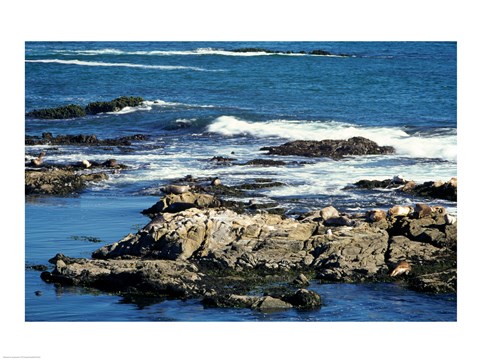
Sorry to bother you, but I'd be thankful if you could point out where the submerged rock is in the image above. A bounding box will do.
[260,137,395,159]
[243,159,287,167]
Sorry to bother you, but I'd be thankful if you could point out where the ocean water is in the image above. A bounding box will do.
[25,41,457,321]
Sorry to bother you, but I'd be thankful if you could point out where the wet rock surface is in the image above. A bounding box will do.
[25,132,148,146]
[40,194,457,311]
[347,177,457,201]
[25,168,109,196]
[230,48,351,57]
[26,96,145,119]
[260,137,395,159]
[25,159,127,196]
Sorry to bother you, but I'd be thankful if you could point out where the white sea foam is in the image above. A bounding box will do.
[207,116,457,161]
[25,59,217,71]
[175,118,198,124]
[144,100,215,108]
[47,48,310,57]
[88,99,215,116]
[52,48,125,55]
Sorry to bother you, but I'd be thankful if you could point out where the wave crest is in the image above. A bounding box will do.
[207,116,457,161]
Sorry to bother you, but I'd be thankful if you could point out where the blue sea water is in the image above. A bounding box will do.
[25,41,457,321]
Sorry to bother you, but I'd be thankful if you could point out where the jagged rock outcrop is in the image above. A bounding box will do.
[40,254,205,298]
[260,137,395,159]
[25,132,148,146]
[25,168,109,195]
[26,96,144,119]
[40,201,457,311]
[347,177,457,201]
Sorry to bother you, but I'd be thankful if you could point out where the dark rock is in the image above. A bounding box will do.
[349,179,393,189]
[229,48,351,57]
[407,269,456,293]
[347,177,457,202]
[243,159,287,167]
[231,48,276,53]
[310,49,333,56]
[85,96,144,115]
[237,181,285,190]
[26,97,144,119]
[26,104,86,119]
[209,156,237,163]
[27,264,49,271]
[102,159,118,167]
[285,289,322,309]
[25,132,148,147]
[260,137,395,159]
[402,178,457,201]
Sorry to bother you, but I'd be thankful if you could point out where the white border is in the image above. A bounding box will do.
[2,1,478,359]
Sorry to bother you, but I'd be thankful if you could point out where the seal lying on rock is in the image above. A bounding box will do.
[81,160,92,168]
[388,205,414,217]
[161,184,191,195]
[30,151,46,166]
[366,209,387,222]
[390,261,412,277]
[320,206,340,221]
[414,203,432,218]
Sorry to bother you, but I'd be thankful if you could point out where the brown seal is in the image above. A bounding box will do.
[30,151,46,166]
[431,205,447,215]
[388,205,414,217]
[320,206,340,221]
[366,209,387,222]
[414,203,432,218]
[161,184,190,195]
[390,260,412,277]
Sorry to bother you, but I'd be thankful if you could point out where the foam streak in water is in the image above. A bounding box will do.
[25,59,216,71]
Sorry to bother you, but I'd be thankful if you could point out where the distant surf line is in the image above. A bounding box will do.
[42,48,352,58]
[25,59,222,72]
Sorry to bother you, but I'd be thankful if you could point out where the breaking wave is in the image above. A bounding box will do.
[206,116,457,161]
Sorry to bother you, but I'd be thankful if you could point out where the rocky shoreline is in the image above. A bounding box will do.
[39,182,457,311]
[27,131,457,312]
